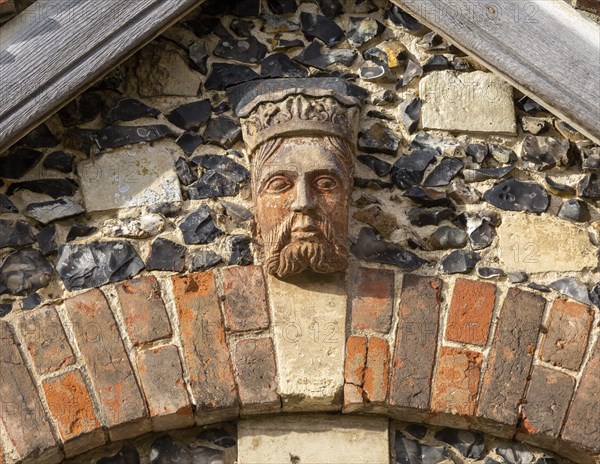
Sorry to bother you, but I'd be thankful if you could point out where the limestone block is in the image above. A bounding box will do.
[78,146,181,212]
[420,71,516,134]
[267,273,347,410]
[238,414,389,464]
[498,213,597,273]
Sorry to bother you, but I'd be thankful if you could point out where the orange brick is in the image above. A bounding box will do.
[364,337,389,403]
[446,279,496,346]
[344,336,367,409]
[350,267,394,334]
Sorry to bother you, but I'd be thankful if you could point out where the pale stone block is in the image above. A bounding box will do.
[420,70,516,134]
[498,212,597,273]
[78,147,181,212]
[267,273,347,410]
[238,414,389,464]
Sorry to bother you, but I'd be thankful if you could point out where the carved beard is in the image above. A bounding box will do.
[261,213,348,278]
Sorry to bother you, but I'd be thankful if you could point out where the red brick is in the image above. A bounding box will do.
[18,305,74,375]
[539,298,593,371]
[344,336,367,410]
[350,267,394,334]
[477,288,546,426]
[390,274,442,409]
[446,279,496,346]
[561,338,600,452]
[0,321,56,459]
[115,276,172,346]
[220,265,269,333]
[364,337,390,404]
[172,272,237,420]
[136,344,193,431]
[234,337,280,413]
[431,346,482,416]
[521,365,574,439]
[64,289,149,440]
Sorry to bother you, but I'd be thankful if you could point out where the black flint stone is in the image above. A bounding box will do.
[0,147,43,179]
[385,5,425,32]
[300,12,344,46]
[176,132,204,156]
[528,283,550,293]
[354,178,394,190]
[423,157,463,187]
[478,267,505,279]
[230,19,255,37]
[441,250,479,274]
[56,241,144,291]
[428,226,467,250]
[191,250,222,271]
[7,179,78,199]
[407,207,453,227]
[398,97,421,134]
[0,248,53,296]
[405,424,427,440]
[228,235,252,265]
[589,284,600,309]
[316,0,343,17]
[146,237,186,272]
[98,445,140,464]
[0,304,12,318]
[58,92,103,127]
[366,110,393,121]
[549,277,591,305]
[196,428,237,448]
[558,199,589,222]
[347,17,384,46]
[463,166,514,182]
[358,122,401,156]
[483,178,549,213]
[36,226,58,255]
[351,227,426,271]
[175,157,197,186]
[21,292,42,310]
[192,155,249,183]
[517,96,548,114]
[179,206,223,245]
[188,171,239,199]
[203,116,242,148]
[434,428,484,459]
[275,38,305,50]
[96,125,174,150]
[404,186,453,207]
[400,59,423,87]
[391,149,436,189]
[148,203,182,218]
[105,98,159,124]
[230,0,260,16]
[466,143,488,163]
[63,128,98,155]
[261,53,309,78]
[0,220,35,249]
[268,0,297,14]
[294,40,357,69]
[496,444,535,464]
[205,63,260,90]
[66,224,97,242]
[470,220,496,249]
[394,433,420,464]
[214,37,267,64]
[0,194,18,213]
[167,99,211,131]
[189,41,209,74]
[185,17,220,36]
[358,155,392,177]
[577,173,600,199]
[150,436,223,464]
[43,151,75,174]
[15,124,59,149]
[423,54,449,72]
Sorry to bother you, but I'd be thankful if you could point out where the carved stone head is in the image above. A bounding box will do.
[228,78,364,278]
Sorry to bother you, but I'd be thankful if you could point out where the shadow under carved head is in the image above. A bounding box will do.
[228,78,365,278]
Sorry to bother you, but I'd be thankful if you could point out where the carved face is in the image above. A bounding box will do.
[254,136,353,278]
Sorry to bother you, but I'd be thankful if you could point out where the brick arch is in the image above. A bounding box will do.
[0,266,597,464]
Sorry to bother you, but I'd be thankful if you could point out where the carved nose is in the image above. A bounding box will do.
[291,181,315,213]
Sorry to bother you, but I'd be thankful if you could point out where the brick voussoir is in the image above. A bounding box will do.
[350,266,394,335]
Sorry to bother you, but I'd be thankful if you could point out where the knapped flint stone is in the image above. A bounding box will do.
[203,116,241,148]
[507,271,528,283]
[24,198,84,225]
[394,433,420,464]
[366,109,394,121]
[577,172,600,198]
[496,444,534,464]
[98,445,140,464]
[385,5,426,33]
[359,65,389,82]
[0,194,18,213]
[0,220,35,249]
[483,178,549,213]
[146,237,186,272]
[196,428,237,448]
[274,38,304,50]
[185,16,220,36]
[417,32,452,52]
[230,0,260,16]
[179,205,223,245]
[267,0,297,14]
[189,41,209,74]
[421,444,451,464]
[148,203,182,218]
[105,98,159,124]
[400,59,423,87]
[15,124,59,149]
[580,145,600,171]
[423,54,449,72]
[21,292,42,310]
[351,227,426,271]
[316,0,343,17]
[191,250,222,271]
[58,92,103,127]
[176,132,203,156]
[478,267,505,279]
[359,122,401,156]
[221,201,253,226]
[7,179,78,199]
[63,128,98,155]
[390,149,437,189]
[466,143,488,163]
[188,171,239,199]
[0,248,53,296]
[354,178,394,190]
[300,12,344,46]
[558,199,589,222]
[517,96,548,114]
[440,250,479,274]
[428,226,467,250]
[423,157,463,187]
[230,18,254,37]
[404,185,453,207]
[56,241,144,291]
[433,428,484,459]
[0,147,43,179]
[469,220,496,250]
[192,155,250,183]
[462,166,514,183]
[0,304,12,318]
[167,99,211,131]
[398,97,421,134]
[36,226,57,255]
[214,37,267,64]
[175,157,197,186]
[205,63,260,90]
[66,223,97,242]
[520,135,570,170]
[489,144,515,164]
[262,13,300,33]
[404,424,427,440]
[347,17,384,46]
[43,151,75,174]
[549,277,591,305]
[589,284,600,309]
[407,207,453,227]
[293,40,357,69]
[260,53,309,78]
[96,125,175,150]
[228,235,252,265]
[528,282,551,293]
[411,132,463,157]
[214,102,230,115]
[150,435,224,464]
[357,155,392,177]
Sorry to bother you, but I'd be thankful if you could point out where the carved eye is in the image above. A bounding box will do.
[314,176,338,191]
[265,176,293,193]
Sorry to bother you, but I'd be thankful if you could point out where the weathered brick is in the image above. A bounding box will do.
[431,346,482,416]
[234,337,279,413]
[477,288,546,426]
[115,276,172,346]
[446,279,496,346]
[18,305,74,375]
[0,321,56,460]
[522,365,574,439]
[539,298,593,371]
[64,289,149,440]
[136,344,194,431]
[220,265,269,333]
[364,337,389,404]
[561,338,600,452]
[350,267,394,334]
[42,370,104,456]
[172,272,237,420]
[344,336,367,411]
[390,274,442,409]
